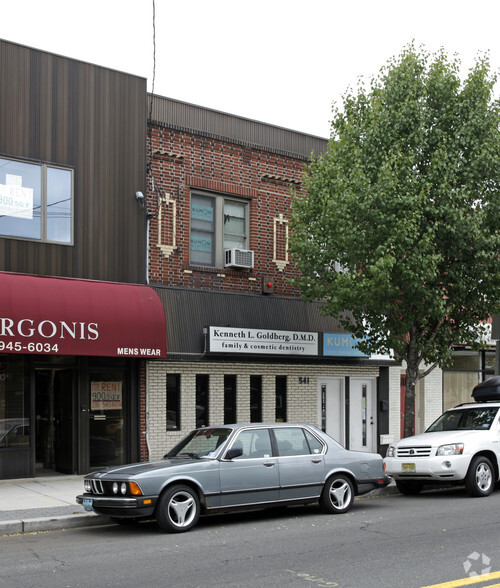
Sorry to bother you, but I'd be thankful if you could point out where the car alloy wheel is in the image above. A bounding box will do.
[320,474,354,514]
[465,456,494,497]
[156,484,200,532]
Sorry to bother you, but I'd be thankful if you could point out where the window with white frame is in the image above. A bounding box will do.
[0,156,73,244]
[190,191,249,267]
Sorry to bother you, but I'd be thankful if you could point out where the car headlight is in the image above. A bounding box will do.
[84,479,92,492]
[436,443,464,456]
[386,445,395,457]
[112,482,129,494]
[111,481,143,495]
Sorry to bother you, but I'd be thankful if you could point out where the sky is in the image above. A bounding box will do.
[1,0,500,138]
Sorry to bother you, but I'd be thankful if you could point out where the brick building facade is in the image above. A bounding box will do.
[146,107,308,296]
[140,96,400,460]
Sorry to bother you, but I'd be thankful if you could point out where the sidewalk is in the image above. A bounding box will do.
[0,475,112,535]
[0,475,398,535]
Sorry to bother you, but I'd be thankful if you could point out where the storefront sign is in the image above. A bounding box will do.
[0,273,167,358]
[323,333,369,357]
[323,333,394,361]
[209,327,318,356]
[91,381,123,410]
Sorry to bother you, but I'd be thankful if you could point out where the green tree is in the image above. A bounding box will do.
[290,45,500,438]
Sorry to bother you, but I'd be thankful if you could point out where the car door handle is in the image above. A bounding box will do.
[311,458,323,464]
[263,461,276,467]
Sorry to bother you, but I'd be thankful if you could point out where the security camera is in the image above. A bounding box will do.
[135,191,144,201]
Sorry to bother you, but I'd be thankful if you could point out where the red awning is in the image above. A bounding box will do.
[0,273,167,358]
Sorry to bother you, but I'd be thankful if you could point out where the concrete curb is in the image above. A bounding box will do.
[365,481,399,496]
[0,513,113,536]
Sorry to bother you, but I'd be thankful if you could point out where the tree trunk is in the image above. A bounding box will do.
[404,363,419,438]
[404,328,420,438]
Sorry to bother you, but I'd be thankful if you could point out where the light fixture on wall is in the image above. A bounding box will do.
[135,191,146,212]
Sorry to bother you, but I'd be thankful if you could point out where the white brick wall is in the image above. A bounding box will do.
[388,365,402,443]
[419,365,443,430]
[236,374,250,422]
[146,361,384,460]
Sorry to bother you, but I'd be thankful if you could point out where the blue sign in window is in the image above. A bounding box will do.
[191,203,214,222]
[323,333,369,357]
[191,235,213,252]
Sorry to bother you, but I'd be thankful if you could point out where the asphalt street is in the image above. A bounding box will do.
[1,486,500,588]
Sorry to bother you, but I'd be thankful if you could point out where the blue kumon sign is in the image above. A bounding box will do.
[323,333,369,357]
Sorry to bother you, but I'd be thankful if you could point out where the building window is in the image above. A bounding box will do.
[0,156,73,244]
[0,355,30,449]
[250,375,262,422]
[166,374,180,430]
[443,349,495,410]
[196,374,209,428]
[276,376,287,422]
[190,192,249,267]
[224,375,237,424]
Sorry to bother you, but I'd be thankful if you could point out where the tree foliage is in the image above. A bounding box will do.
[289,45,500,437]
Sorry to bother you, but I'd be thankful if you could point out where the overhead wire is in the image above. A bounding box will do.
[145,0,158,461]
[145,0,163,220]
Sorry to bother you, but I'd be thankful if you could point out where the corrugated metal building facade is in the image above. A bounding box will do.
[0,40,166,479]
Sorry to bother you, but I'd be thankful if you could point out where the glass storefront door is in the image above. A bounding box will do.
[88,372,126,468]
[35,367,76,474]
[0,356,30,479]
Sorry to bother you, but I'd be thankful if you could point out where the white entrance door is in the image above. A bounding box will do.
[318,378,345,446]
[349,378,377,452]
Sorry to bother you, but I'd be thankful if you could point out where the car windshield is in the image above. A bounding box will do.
[426,407,499,432]
[165,428,233,459]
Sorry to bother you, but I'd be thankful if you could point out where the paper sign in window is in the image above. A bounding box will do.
[91,381,123,410]
[0,175,33,219]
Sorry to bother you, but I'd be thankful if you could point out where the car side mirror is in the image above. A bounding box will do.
[225,447,243,460]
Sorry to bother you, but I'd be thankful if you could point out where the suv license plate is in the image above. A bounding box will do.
[402,463,415,472]
[82,498,94,512]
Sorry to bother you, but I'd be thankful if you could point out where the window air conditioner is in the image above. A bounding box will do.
[224,248,254,269]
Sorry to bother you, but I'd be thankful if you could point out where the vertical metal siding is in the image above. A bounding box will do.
[0,39,148,284]
[149,95,328,159]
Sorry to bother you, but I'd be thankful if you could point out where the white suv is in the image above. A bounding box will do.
[384,378,500,497]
